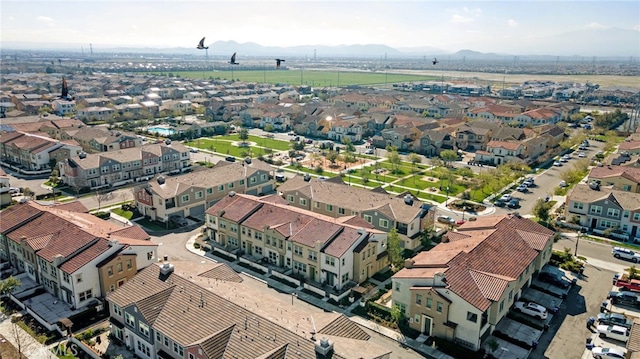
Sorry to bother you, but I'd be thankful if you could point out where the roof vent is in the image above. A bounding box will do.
[160,262,175,275]
[165,139,172,145]
[157,176,166,185]
[229,191,236,197]
[78,152,87,159]
[404,194,414,205]
[315,338,333,356]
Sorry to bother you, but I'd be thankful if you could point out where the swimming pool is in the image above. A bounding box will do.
[147,126,175,136]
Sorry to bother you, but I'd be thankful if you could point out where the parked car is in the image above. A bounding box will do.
[608,291,640,308]
[494,199,505,207]
[591,347,627,359]
[189,148,199,153]
[507,199,520,208]
[513,301,548,320]
[612,247,640,263]
[537,271,570,288]
[169,216,188,227]
[596,313,633,329]
[225,156,236,162]
[578,152,586,158]
[437,215,455,224]
[553,161,563,167]
[365,148,374,155]
[559,180,567,187]
[500,193,512,202]
[523,178,535,187]
[596,324,630,343]
[244,157,252,164]
[516,185,528,192]
[455,220,466,226]
[578,145,587,150]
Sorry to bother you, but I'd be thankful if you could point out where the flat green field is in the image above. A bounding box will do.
[149,70,439,86]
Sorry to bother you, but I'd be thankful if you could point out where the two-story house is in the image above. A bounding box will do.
[276,176,432,250]
[392,214,554,351]
[135,160,275,223]
[206,193,389,289]
[474,141,526,166]
[51,99,76,116]
[0,131,82,172]
[588,165,640,193]
[566,183,640,242]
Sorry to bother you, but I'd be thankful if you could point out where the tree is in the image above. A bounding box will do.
[387,228,403,272]
[341,137,356,153]
[408,153,421,182]
[390,304,403,324]
[94,190,114,210]
[264,124,274,132]
[326,151,338,166]
[238,128,249,145]
[440,149,458,167]
[0,276,20,296]
[386,150,401,172]
[533,199,553,223]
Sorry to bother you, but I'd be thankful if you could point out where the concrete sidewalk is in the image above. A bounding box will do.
[0,314,58,359]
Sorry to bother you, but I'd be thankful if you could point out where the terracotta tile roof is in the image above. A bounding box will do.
[59,237,112,274]
[589,165,640,183]
[135,287,175,325]
[627,319,640,352]
[486,140,524,151]
[38,227,98,262]
[24,233,55,251]
[109,225,151,241]
[0,202,44,233]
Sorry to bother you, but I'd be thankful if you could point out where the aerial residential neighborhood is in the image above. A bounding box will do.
[1,3,640,358]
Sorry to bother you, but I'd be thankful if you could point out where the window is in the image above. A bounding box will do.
[436,301,443,313]
[293,261,307,273]
[466,312,478,323]
[218,185,225,191]
[500,300,504,312]
[181,194,190,202]
[572,202,584,210]
[228,182,234,189]
[508,290,513,301]
[117,263,123,272]
[125,312,135,327]
[416,294,422,305]
[607,208,620,217]
[363,214,372,223]
[164,336,169,347]
[634,213,640,221]
[426,298,433,309]
[127,259,132,269]
[395,282,401,291]
[590,205,603,215]
[107,266,113,277]
[379,219,389,228]
[299,198,307,206]
[341,273,349,283]
[314,201,320,208]
[601,219,617,229]
[113,303,122,316]
[79,290,93,302]
[206,188,213,194]
[338,207,345,215]
[139,322,150,337]
[326,204,333,212]
[294,245,303,256]
[623,211,630,218]
[195,191,203,199]
[623,185,632,191]
[325,257,335,266]
[239,179,245,185]
[156,332,161,342]
[308,250,317,261]
[76,273,82,283]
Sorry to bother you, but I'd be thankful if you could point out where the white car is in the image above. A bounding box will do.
[500,193,512,202]
[513,301,548,320]
[365,148,374,155]
[553,161,562,167]
[559,180,567,187]
[592,347,627,359]
[612,247,640,263]
[596,324,630,343]
[437,215,455,224]
[516,185,528,192]
[578,152,586,158]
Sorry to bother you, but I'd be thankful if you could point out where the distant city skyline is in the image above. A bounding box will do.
[1,0,639,56]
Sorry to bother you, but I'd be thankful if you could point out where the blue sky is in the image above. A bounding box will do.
[1,0,639,54]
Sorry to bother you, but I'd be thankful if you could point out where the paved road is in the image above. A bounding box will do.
[555,234,633,275]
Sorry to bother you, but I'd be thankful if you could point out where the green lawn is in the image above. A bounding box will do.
[148,70,439,87]
[415,192,447,203]
[111,208,133,219]
[221,134,292,151]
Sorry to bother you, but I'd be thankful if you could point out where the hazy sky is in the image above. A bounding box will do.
[2,0,639,53]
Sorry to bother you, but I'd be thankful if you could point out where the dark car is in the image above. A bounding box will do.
[597,312,633,329]
[608,291,640,308]
[494,199,506,207]
[225,156,236,162]
[169,216,188,227]
[537,271,570,288]
[507,199,520,208]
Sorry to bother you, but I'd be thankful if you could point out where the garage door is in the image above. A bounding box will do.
[261,184,273,194]
[189,204,205,219]
[168,210,184,220]
[246,188,258,195]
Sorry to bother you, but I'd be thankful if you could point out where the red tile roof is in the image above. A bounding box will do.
[59,237,112,274]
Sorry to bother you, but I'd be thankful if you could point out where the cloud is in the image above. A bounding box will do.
[633,24,640,31]
[451,14,474,24]
[8,16,15,21]
[37,16,53,23]
[588,22,607,29]
[463,7,482,16]
[507,19,518,27]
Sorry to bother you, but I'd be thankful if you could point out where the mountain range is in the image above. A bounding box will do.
[1,28,638,58]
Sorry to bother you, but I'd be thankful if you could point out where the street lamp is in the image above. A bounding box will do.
[291,292,297,305]
[575,228,586,257]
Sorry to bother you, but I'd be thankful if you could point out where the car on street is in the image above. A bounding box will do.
[560,154,571,162]
[189,148,199,153]
[578,152,586,158]
[500,193,512,202]
[591,347,627,359]
[365,148,374,154]
[513,301,548,320]
[559,180,567,187]
[596,324,630,343]
[579,145,587,150]
[225,156,236,162]
[612,247,640,263]
[596,313,633,329]
[456,220,466,226]
[537,271,570,288]
[437,215,455,224]
[507,199,520,208]
[553,161,562,167]
[523,177,535,187]
[516,185,528,192]
[494,199,505,207]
